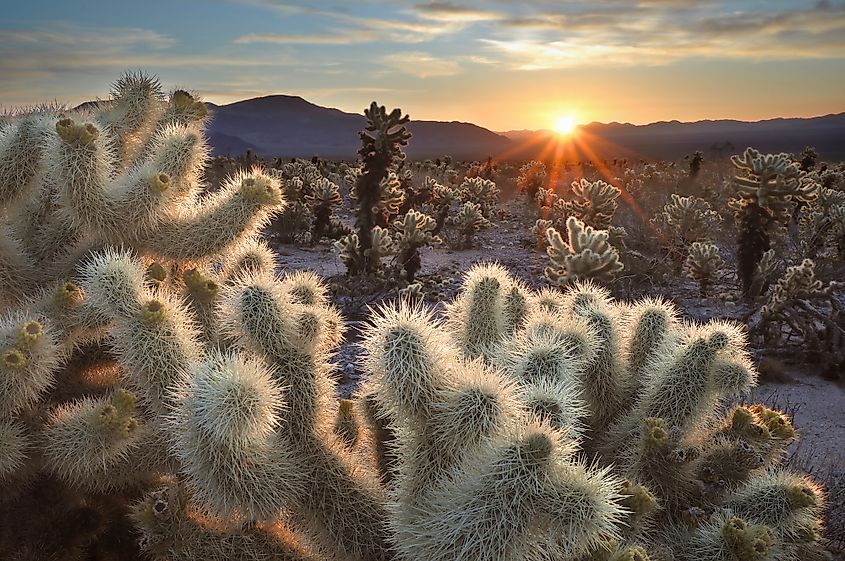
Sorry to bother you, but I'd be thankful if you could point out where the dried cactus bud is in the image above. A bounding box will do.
[112,388,136,415]
[609,545,650,561]
[150,172,171,193]
[96,404,120,430]
[54,281,83,307]
[172,90,194,108]
[3,348,26,369]
[681,506,708,527]
[140,300,167,325]
[731,407,755,431]
[786,484,817,508]
[642,417,668,448]
[146,262,167,283]
[56,118,100,146]
[621,483,657,516]
[241,174,280,204]
[17,320,43,347]
[170,90,207,119]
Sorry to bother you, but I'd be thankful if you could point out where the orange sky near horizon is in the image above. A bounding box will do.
[2,1,844,131]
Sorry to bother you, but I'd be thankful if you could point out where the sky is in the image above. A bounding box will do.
[1,0,844,131]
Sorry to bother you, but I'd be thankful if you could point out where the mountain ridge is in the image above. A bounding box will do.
[199,95,845,160]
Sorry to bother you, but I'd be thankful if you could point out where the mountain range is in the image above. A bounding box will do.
[204,95,845,161]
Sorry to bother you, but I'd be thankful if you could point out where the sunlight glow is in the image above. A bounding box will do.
[554,114,577,136]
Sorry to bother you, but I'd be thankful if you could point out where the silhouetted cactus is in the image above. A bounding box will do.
[352,103,411,274]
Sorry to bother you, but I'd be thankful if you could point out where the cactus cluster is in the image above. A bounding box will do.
[752,259,844,372]
[798,186,845,259]
[655,194,723,255]
[449,201,491,248]
[0,72,306,557]
[0,74,836,561]
[545,216,624,285]
[565,178,621,230]
[360,263,826,561]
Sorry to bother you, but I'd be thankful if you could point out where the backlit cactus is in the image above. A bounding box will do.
[545,216,624,285]
[684,241,726,296]
[730,148,819,296]
[393,209,441,281]
[351,102,411,274]
[517,160,547,200]
[655,193,723,253]
[0,73,833,561]
[457,176,499,219]
[357,265,823,561]
[449,201,490,248]
[565,178,621,230]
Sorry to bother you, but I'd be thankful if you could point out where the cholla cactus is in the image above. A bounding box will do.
[0,73,830,561]
[334,226,395,276]
[684,242,725,296]
[753,259,844,373]
[748,249,779,301]
[760,259,832,318]
[730,148,820,296]
[358,265,824,561]
[457,176,499,219]
[531,218,554,248]
[517,160,547,201]
[393,209,441,281]
[351,103,411,274]
[545,216,624,285]
[399,282,424,303]
[304,176,342,242]
[798,186,845,259]
[427,177,457,208]
[0,74,331,557]
[449,201,490,248]
[334,233,362,275]
[655,193,723,253]
[565,178,621,230]
[731,148,817,210]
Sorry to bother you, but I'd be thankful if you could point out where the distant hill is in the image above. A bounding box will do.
[499,113,845,161]
[205,96,513,160]
[76,95,845,161]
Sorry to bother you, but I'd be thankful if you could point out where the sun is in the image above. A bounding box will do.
[553,114,577,136]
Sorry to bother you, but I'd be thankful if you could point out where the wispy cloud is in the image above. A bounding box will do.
[479,2,845,69]
[379,52,461,77]
[409,2,502,22]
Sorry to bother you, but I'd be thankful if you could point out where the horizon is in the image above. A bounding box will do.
[2,0,845,130]
[208,92,844,132]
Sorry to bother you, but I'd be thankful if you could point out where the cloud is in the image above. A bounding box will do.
[478,2,845,69]
[410,2,502,22]
[379,52,460,77]
[0,25,175,50]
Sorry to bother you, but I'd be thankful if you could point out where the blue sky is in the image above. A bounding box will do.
[2,0,844,130]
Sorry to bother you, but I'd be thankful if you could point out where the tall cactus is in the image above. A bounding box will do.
[730,148,819,296]
[352,103,411,273]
